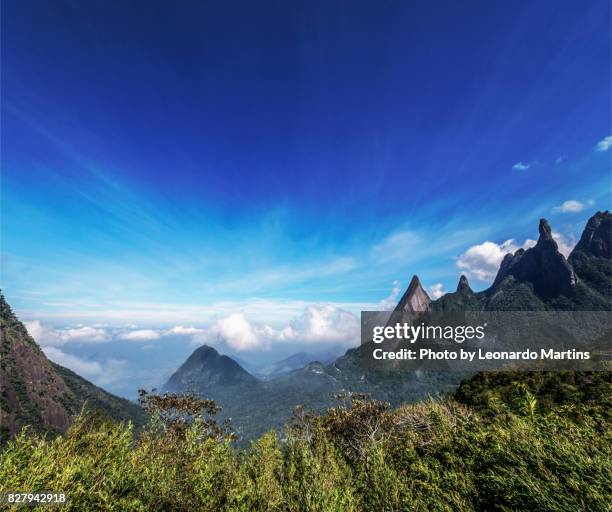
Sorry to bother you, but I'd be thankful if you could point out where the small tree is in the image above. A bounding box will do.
[138,389,233,440]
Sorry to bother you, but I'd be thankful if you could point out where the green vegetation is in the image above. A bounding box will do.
[2,373,610,512]
[455,370,612,416]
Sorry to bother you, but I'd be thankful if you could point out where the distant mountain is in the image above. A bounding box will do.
[0,294,146,443]
[258,350,340,379]
[164,211,611,442]
[164,345,257,392]
[162,269,445,441]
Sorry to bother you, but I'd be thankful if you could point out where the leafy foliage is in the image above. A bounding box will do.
[1,386,610,511]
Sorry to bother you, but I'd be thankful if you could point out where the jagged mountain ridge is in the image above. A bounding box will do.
[165,211,611,441]
[0,294,147,442]
[453,211,611,312]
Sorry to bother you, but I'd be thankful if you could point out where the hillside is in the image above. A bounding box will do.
[0,293,146,443]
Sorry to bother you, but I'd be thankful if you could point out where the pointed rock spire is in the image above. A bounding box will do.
[538,218,553,240]
[394,275,431,313]
[491,217,576,298]
[456,274,472,294]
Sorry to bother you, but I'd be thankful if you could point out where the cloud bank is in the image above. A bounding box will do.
[192,305,360,352]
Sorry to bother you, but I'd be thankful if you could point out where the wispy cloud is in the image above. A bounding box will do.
[595,135,612,152]
[512,162,531,171]
[552,199,594,214]
[42,346,128,385]
[371,231,421,263]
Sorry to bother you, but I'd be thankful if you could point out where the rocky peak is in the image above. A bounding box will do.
[164,344,257,392]
[491,218,576,298]
[394,275,432,312]
[456,274,472,294]
[571,211,611,259]
[539,218,553,240]
[567,211,612,299]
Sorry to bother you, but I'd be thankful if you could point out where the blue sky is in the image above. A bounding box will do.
[1,1,611,397]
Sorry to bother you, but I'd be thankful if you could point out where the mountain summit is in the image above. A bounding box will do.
[164,345,257,394]
[492,218,577,298]
[456,274,472,294]
[394,275,431,312]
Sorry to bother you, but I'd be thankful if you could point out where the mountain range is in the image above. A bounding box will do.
[163,211,612,440]
[1,211,610,443]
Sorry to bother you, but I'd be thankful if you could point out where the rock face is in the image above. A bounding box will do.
[0,293,145,442]
[164,345,258,393]
[394,275,432,313]
[0,297,72,439]
[456,274,472,294]
[492,219,576,298]
[572,211,611,259]
[568,211,612,299]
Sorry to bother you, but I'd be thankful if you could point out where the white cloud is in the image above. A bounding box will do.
[595,135,612,152]
[288,305,360,345]
[62,326,109,342]
[552,200,584,213]
[24,320,47,344]
[552,232,574,258]
[378,280,401,309]
[118,329,161,341]
[206,313,262,351]
[42,346,103,377]
[457,238,536,283]
[552,199,594,214]
[25,320,109,346]
[164,326,205,336]
[512,162,531,171]
[42,346,127,385]
[555,155,566,164]
[192,305,360,352]
[429,283,446,299]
